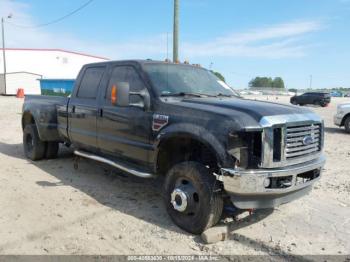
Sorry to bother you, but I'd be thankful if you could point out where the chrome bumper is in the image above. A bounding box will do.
[220,155,325,209]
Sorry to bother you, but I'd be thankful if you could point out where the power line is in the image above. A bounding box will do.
[6,0,94,29]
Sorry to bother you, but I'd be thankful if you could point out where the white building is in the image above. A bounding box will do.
[0,48,109,95]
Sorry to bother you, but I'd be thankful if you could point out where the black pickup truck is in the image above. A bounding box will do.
[22,60,325,234]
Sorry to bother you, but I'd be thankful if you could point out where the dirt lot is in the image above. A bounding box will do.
[0,95,349,256]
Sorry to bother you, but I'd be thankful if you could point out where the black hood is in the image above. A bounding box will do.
[178,97,311,122]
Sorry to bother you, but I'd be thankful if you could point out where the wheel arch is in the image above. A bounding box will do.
[22,111,36,130]
[153,124,230,175]
[341,113,350,126]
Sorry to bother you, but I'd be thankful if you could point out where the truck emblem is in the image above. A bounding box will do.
[152,114,169,131]
[303,135,314,146]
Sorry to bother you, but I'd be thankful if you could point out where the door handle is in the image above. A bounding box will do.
[98,108,103,117]
[72,106,76,113]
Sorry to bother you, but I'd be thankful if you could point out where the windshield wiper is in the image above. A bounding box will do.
[215,93,237,98]
[161,92,210,98]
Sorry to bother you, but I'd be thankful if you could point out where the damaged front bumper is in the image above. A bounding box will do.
[220,155,326,209]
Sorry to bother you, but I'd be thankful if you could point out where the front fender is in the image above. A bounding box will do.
[152,123,231,169]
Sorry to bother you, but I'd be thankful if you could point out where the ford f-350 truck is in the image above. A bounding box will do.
[22,60,325,234]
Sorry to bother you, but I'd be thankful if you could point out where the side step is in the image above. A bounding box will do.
[74,150,155,179]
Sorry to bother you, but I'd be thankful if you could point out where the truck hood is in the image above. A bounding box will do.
[175,97,312,124]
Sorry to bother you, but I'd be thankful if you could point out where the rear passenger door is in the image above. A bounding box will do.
[68,66,106,151]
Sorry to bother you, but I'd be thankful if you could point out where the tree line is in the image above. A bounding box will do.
[249,77,285,89]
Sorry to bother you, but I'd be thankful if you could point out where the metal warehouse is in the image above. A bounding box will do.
[0,48,108,95]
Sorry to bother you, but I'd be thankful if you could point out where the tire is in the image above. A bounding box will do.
[291,99,297,105]
[320,102,328,107]
[23,124,46,161]
[45,142,59,159]
[344,116,350,134]
[163,161,223,234]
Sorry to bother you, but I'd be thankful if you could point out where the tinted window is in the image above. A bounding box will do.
[77,67,105,99]
[106,66,145,103]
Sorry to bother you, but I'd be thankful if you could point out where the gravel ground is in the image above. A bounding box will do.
[0,95,349,256]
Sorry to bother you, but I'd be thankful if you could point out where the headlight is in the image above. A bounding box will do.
[228,131,262,169]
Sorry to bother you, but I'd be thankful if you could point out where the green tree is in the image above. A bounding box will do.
[249,77,273,88]
[272,77,285,89]
[249,76,285,89]
[211,71,226,82]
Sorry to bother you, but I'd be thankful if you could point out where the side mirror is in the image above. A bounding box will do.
[130,89,151,110]
[111,82,129,107]
[111,82,151,110]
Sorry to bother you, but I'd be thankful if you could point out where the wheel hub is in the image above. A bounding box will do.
[171,188,188,212]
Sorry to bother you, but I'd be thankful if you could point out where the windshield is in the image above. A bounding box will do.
[143,63,239,97]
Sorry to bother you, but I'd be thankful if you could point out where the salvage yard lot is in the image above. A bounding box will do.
[0,96,349,255]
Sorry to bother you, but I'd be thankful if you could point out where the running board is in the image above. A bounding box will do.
[74,150,155,179]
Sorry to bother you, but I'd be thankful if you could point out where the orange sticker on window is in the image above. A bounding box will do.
[111,85,117,104]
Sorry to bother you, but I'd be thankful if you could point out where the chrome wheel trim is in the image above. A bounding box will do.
[171,188,188,212]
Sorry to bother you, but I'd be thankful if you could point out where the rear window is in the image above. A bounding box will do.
[77,67,105,99]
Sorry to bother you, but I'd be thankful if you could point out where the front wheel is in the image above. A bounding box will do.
[163,162,223,234]
[291,99,297,105]
[344,116,350,133]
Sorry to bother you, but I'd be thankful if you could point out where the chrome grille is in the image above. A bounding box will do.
[285,124,322,159]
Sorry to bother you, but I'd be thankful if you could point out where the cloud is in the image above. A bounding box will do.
[0,0,170,59]
[0,0,324,60]
[183,21,323,59]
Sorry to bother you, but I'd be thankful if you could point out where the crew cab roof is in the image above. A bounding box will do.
[82,59,203,68]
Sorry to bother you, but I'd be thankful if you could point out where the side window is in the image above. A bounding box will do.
[77,67,105,99]
[106,66,146,104]
[106,66,129,100]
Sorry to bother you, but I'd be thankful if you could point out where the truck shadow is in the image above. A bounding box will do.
[324,127,347,134]
[0,141,275,244]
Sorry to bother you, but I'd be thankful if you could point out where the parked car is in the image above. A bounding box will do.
[334,103,350,133]
[330,91,343,97]
[22,60,325,234]
[290,92,331,107]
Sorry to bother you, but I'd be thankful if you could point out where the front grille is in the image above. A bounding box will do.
[285,124,322,159]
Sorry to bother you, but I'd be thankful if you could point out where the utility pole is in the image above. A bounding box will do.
[173,0,179,63]
[1,17,7,95]
[309,74,313,89]
[1,14,11,95]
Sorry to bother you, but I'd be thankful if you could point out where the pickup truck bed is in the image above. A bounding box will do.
[22,95,69,142]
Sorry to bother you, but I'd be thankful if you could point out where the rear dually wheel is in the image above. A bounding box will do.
[23,124,46,161]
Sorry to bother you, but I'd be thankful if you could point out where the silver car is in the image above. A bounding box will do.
[334,103,350,133]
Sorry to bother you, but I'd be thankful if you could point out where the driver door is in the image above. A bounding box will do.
[97,65,153,166]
